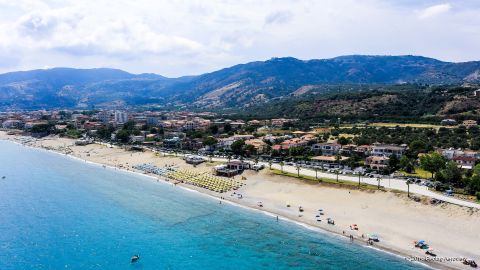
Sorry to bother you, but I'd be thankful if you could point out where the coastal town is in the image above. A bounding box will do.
[2,109,480,200]
[2,109,480,269]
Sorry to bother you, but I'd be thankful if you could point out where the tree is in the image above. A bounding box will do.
[438,161,462,186]
[209,125,219,134]
[337,136,350,145]
[97,125,115,140]
[231,140,245,155]
[388,155,400,173]
[280,161,285,173]
[399,155,414,173]
[408,140,428,156]
[406,179,412,198]
[116,129,130,143]
[223,123,232,133]
[296,164,301,177]
[268,160,273,170]
[203,136,218,147]
[335,152,342,168]
[347,152,361,168]
[420,152,446,178]
[244,144,257,156]
[466,164,480,194]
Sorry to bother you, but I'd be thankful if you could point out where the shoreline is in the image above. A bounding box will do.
[1,135,477,270]
[3,139,437,269]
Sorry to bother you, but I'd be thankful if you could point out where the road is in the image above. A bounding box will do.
[263,162,480,209]
[145,148,480,209]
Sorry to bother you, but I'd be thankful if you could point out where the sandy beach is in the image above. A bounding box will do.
[1,132,479,270]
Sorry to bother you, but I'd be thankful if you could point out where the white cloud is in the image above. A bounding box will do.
[418,3,452,19]
[0,0,478,76]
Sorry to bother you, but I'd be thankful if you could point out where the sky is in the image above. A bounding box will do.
[0,0,479,77]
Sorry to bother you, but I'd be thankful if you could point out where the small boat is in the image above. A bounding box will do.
[131,255,140,263]
[298,206,304,212]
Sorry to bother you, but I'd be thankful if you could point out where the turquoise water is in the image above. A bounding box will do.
[0,141,427,270]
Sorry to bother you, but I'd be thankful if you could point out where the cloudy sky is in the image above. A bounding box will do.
[0,0,479,76]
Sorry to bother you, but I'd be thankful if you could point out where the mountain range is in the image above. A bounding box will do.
[1,55,480,110]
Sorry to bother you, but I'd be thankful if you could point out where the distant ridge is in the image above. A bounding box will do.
[1,55,480,110]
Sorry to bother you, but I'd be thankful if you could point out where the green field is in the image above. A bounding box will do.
[340,122,457,129]
[398,168,432,179]
[271,169,379,190]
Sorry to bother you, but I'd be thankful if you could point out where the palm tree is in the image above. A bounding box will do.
[406,179,412,198]
[335,153,341,182]
[314,167,319,180]
[358,172,362,186]
[268,160,273,170]
[296,164,301,177]
[335,153,341,167]
[280,161,285,173]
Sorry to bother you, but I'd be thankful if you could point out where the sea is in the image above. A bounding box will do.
[0,140,428,270]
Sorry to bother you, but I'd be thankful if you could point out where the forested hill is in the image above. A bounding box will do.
[236,85,480,123]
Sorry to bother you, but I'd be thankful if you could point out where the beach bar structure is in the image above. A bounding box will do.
[213,160,251,177]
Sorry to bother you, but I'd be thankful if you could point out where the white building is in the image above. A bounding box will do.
[115,111,128,124]
[130,135,145,143]
[97,111,111,123]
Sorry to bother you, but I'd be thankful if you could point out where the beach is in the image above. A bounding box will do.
[1,132,479,269]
